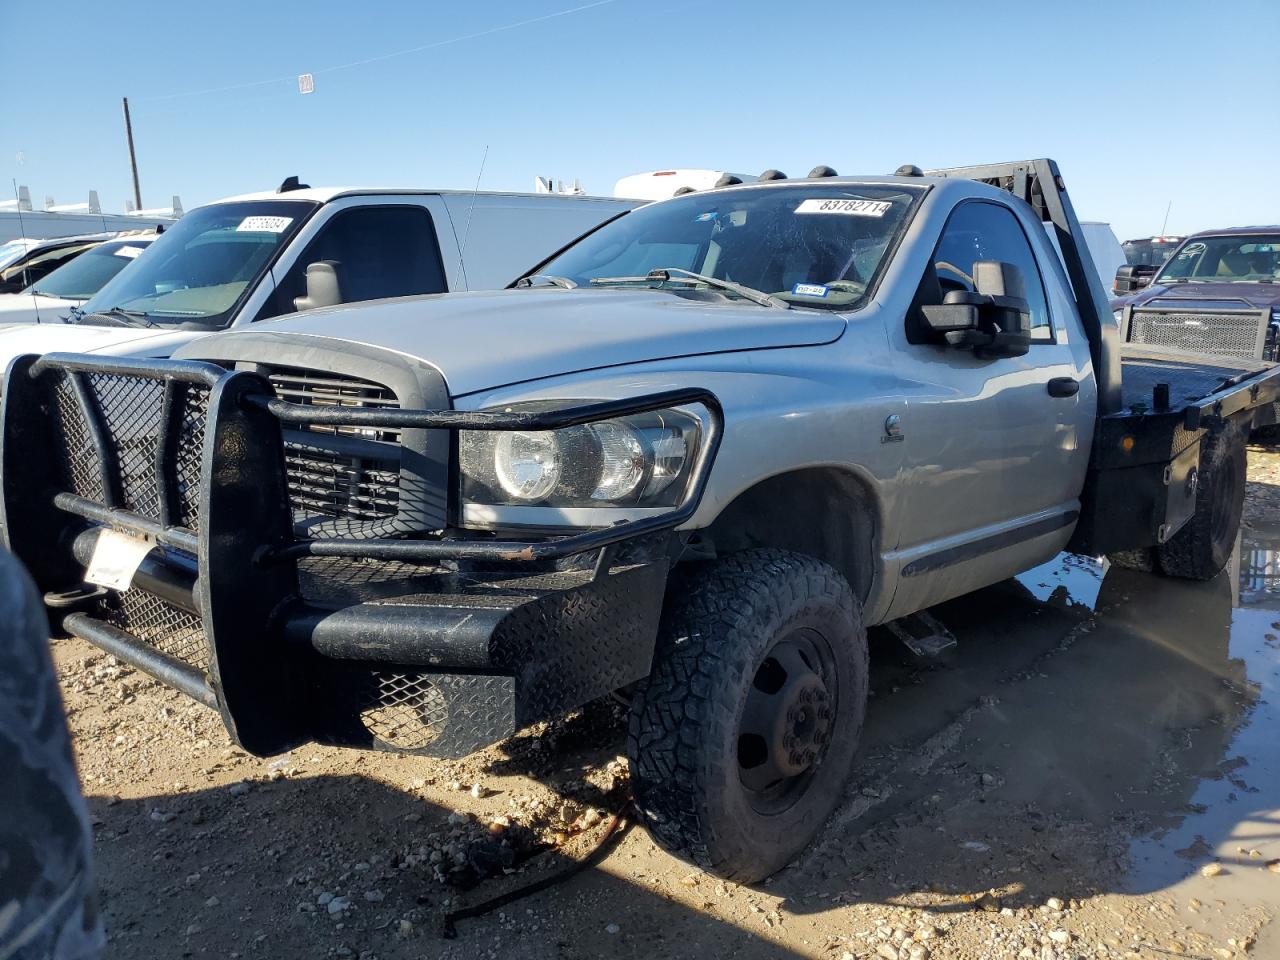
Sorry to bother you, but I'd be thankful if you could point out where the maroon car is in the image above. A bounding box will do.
[1111,226,1280,362]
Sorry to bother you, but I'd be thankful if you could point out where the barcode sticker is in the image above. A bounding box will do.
[236,216,293,233]
[85,529,155,591]
[795,198,892,217]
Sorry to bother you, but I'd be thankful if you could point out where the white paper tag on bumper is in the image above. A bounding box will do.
[794,198,891,217]
[85,529,155,590]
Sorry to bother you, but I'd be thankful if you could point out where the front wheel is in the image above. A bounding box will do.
[627,549,868,882]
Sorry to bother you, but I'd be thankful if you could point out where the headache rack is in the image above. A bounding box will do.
[1,352,721,756]
[1121,300,1274,362]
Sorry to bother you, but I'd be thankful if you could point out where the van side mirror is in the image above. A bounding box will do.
[919,260,1031,359]
[293,260,343,312]
[1114,263,1156,294]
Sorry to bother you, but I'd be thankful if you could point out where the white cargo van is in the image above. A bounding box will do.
[0,183,638,362]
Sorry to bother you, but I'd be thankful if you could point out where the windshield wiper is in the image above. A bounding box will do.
[79,306,157,328]
[515,274,578,289]
[590,268,789,309]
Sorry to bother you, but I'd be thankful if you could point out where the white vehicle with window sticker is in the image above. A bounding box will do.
[0,235,157,325]
[0,181,638,369]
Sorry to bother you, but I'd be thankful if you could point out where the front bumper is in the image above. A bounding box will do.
[1,352,720,757]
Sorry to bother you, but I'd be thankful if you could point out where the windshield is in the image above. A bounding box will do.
[1155,234,1280,283]
[534,183,924,309]
[79,200,316,327]
[29,238,153,300]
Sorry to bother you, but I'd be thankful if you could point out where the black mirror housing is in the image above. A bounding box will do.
[920,290,982,334]
[1114,263,1156,294]
[919,261,1031,358]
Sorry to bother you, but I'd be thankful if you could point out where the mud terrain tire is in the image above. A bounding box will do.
[627,549,868,882]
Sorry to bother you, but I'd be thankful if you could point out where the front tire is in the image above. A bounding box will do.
[627,549,868,882]
[1156,419,1248,580]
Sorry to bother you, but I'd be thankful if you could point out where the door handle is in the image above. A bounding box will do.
[1047,377,1080,398]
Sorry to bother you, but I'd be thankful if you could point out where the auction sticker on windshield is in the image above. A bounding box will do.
[85,529,155,591]
[113,246,144,259]
[236,216,294,233]
[795,198,892,217]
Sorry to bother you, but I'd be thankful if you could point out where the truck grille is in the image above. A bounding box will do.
[284,444,401,522]
[268,368,402,526]
[1129,310,1264,360]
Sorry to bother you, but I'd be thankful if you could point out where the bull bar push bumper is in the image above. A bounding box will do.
[1,353,722,757]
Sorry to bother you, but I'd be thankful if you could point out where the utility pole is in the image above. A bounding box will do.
[122,97,142,212]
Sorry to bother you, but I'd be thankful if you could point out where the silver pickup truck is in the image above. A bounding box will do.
[5,160,1278,882]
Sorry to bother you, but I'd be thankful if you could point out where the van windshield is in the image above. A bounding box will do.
[78,200,316,327]
[534,183,924,309]
[1155,235,1280,283]
[30,238,154,300]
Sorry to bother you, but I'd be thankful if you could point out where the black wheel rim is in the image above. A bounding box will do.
[737,627,838,815]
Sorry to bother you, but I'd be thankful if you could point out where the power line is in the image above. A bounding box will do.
[138,0,619,103]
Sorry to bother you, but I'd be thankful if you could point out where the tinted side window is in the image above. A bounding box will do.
[923,201,1053,344]
[262,205,446,319]
[0,243,94,293]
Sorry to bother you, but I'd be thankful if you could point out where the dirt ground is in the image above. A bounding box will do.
[54,442,1280,960]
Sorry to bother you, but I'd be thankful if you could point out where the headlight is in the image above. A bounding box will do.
[1113,308,1124,324]
[459,402,706,527]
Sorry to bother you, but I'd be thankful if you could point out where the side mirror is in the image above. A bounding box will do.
[1114,263,1156,294]
[919,260,1031,359]
[293,260,343,312]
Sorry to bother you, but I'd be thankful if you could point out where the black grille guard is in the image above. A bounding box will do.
[23,352,724,563]
[1,351,723,757]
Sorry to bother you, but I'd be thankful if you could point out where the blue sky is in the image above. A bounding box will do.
[3,0,1277,241]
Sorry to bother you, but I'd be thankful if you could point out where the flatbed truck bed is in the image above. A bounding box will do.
[1118,345,1280,414]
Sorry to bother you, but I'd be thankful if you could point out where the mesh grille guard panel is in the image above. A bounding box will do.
[99,590,210,672]
[44,368,211,534]
[1128,308,1267,361]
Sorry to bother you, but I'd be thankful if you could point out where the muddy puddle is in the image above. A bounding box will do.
[1124,525,1280,900]
[779,528,1279,929]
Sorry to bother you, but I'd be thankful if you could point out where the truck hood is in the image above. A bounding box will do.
[0,323,194,370]
[1117,281,1280,312]
[203,288,848,396]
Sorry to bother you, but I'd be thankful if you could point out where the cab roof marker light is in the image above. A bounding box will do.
[807,165,839,178]
[758,169,788,181]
